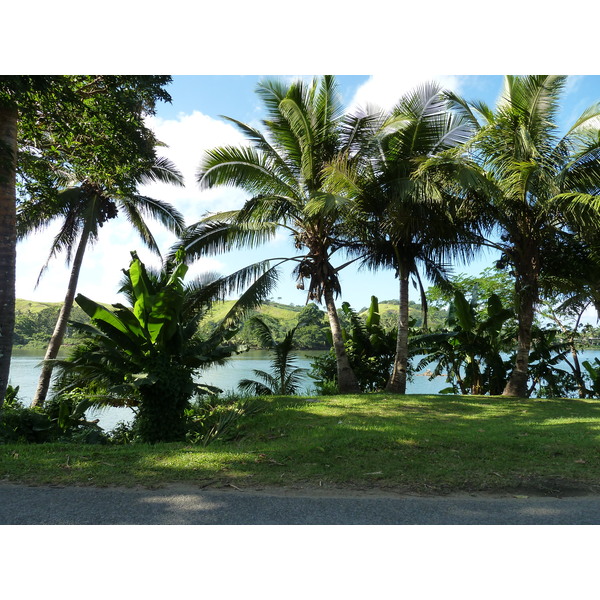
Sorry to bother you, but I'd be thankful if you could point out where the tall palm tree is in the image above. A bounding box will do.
[18,157,186,407]
[184,76,377,393]
[428,75,600,397]
[329,82,476,393]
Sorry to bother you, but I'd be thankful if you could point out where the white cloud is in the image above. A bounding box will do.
[347,74,464,113]
[140,111,250,221]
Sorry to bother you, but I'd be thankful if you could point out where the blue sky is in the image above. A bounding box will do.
[16,74,600,319]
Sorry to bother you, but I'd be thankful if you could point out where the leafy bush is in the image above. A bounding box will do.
[310,297,397,393]
[582,358,600,398]
[44,389,108,443]
[107,421,139,445]
[3,385,23,408]
[0,405,54,443]
[185,393,266,446]
[0,385,109,445]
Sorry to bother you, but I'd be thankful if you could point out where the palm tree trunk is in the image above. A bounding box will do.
[386,258,410,394]
[0,105,18,407]
[503,263,537,397]
[323,287,360,394]
[31,225,92,407]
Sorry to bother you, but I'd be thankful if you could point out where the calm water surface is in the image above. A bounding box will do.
[9,349,600,432]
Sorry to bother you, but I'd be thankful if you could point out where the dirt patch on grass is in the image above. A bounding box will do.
[175,475,600,499]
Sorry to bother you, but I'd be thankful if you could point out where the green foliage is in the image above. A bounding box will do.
[310,296,397,392]
[14,76,173,203]
[525,327,574,398]
[52,251,275,443]
[292,303,330,349]
[582,359,600,398]
[3,385,22,408]
[413,290,515,395]
[184,394,267,446]
[107,421,139,445]
[426,268,516,318]
[45,389,100,434]
[0,405,53,443]
[414,290,582,397]
[0,386,106,444]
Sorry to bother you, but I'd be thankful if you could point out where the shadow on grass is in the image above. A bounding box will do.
[2,394,600,494]
[103,394,600,493]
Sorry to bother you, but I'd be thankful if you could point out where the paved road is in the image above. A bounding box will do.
[1,482,600,524]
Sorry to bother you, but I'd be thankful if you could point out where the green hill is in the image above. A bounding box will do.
[15,299,63,314]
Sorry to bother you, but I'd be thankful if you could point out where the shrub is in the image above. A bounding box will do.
[0,405,54,443]
[185,393,266,446]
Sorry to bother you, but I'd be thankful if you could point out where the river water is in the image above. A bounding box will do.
[8,348,600,432]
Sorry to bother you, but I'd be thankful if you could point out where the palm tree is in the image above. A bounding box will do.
[330,82,476,393]
[428,75,600,397]
[238,316,307,396]
[184,76,378,393]
[1,76,173,407]
[18,157,186,407]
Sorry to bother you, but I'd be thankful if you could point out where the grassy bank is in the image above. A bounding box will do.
[2,394,600,495]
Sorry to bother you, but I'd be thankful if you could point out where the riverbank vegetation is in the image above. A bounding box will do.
[3,74,600,477]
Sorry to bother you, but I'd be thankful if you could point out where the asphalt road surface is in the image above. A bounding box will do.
[1,482,600,524]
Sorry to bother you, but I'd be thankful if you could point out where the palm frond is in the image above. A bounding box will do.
[245,316,276,349]
[174,219,278,262]
[209,261,281,333]
[136,156,184,187]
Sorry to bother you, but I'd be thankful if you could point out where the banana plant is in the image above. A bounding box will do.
[312,296,397,392]
[412,290,514,395]
[582,358,600,397]
[52,250,278,442]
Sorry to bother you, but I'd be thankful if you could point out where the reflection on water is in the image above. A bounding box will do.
[10,349,600,432]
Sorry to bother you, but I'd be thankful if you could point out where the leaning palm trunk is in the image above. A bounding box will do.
[386,259,410,394]
[31,225,91,407]
[0,105,17,407]
[323,287,360,394]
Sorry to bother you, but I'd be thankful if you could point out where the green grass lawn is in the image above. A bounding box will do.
[2,394,600,494]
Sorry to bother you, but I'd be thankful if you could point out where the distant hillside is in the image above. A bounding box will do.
[14,299,93,349]
[200,300,304,327]
[13,297,447,351]
[15,299,63,314]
